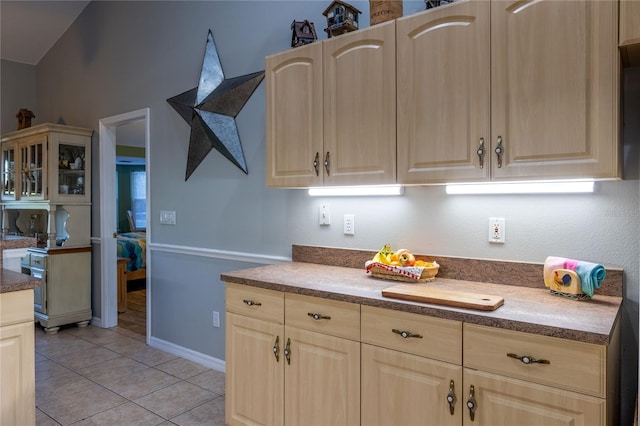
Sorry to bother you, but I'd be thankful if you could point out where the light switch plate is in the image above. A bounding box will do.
[160,210,176,225]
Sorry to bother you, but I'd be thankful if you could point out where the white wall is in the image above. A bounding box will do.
[1,1,636,422]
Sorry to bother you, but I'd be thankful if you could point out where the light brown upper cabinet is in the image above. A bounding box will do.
[620,0,640,66]
[266,21,396,188]
[397,1,620,184]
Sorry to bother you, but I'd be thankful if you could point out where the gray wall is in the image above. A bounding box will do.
[1,59,36,134]
[1,1,638,422]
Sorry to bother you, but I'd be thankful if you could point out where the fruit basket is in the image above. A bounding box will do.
[365,261,440,283]
[364,244,439,283]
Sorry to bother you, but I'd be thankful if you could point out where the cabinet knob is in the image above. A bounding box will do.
[446,379,457,415]
[273,336,280,362]
[466,384,476,421]
[313,152,320,176]
[307,312,331,321]
[506,352,550,365]
[242,299,262,307]
[324,152,330,176]
[392,329,423,339]
[477,138,485,169]
[284,337,291,365]
[494,136,504,168]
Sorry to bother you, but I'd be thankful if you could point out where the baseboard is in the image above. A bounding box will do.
[90,316,103,328]
[149,336,226,373]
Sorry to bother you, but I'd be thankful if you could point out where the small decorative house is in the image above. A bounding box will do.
[323,0,361,38]
[291,20,318,48]
[16,108,35,130]
[425,0,455,10]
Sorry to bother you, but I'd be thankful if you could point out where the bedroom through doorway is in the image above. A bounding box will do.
[115,120,148,337]
[98,108,150,340]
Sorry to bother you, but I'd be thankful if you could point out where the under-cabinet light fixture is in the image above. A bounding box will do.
[445,180,595,195]
[308,185,404,197]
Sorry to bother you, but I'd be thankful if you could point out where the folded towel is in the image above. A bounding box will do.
[543,256,606,297]
[575,261,606,297]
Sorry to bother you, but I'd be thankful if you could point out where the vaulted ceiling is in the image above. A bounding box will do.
[0,1,90,65]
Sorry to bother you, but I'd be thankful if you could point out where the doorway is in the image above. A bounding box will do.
[98,108,150,341]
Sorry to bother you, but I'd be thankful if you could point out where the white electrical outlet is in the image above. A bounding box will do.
[489,217,505,243]
[319,204,330,226]
[344,214,355,235]
[212,311,220,327]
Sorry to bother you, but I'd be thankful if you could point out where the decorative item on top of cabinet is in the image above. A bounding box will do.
[16,108,35,130]
[291,20,318,47]
[396,0,620,184]
[323,0,361,38]
[369,0,402,26]
[425,0,455,10]
[266,19,396,188]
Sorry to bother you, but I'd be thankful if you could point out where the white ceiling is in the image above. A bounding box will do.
[0,0,90,65]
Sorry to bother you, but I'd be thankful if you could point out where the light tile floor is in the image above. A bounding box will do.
[34,324,225,425]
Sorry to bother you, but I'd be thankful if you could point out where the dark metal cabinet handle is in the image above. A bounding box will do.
[273,336,280,362]
[313,152,320,176]
[242,299,261,307]
[324,152,330,176]
[467,385,476,421]
[392,329,423,339]
[507,352,550,365]
[446,380,457,415]
[284,338,291,365]
[477,138,485,169]
[308,312,331,321]
[494,136,504,168]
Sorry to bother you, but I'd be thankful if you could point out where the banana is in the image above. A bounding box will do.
[372,243,393,265]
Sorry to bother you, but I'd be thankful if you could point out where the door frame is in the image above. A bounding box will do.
[98,108,150,341]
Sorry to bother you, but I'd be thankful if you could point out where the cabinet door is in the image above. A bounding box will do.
[362,344,462,426]
[19,134,47,200]
[491,0,619,180]
[0,321,36,426]
[323,20,396,186]
[462,368,604,425]
[284,326,360,426]
[1,142,17,200]
[226,312,284,426]
[620,0,640,47]
[265,43,323,188]
[397,2,491,184]
[49,131,91,204]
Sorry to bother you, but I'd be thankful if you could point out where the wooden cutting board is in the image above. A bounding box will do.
[382,284,504,311]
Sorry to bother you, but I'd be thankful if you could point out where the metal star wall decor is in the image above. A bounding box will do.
[167,29,264,180]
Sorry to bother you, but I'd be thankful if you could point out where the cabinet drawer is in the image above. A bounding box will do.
[361,305,462,365]
[225,283,284,324]
[285,293,360,341]
[464,323,606,397]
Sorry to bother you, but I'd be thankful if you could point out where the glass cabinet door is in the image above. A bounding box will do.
[1,143,16,199]
[20,137,45,199]
[57,143,86,196]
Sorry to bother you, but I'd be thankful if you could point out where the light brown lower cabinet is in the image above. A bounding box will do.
[462,368,605,425]
[225,283,360,426]
[361,344,462,425]
[0,289,36,426]
[226,312,284,425]
[225,283,619,425]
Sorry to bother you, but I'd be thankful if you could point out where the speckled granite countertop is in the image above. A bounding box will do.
[221,249,622,346]
[0,269,40,293]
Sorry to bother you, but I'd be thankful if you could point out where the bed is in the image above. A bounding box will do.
[116,231,147,281]
[116,232,146,313]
